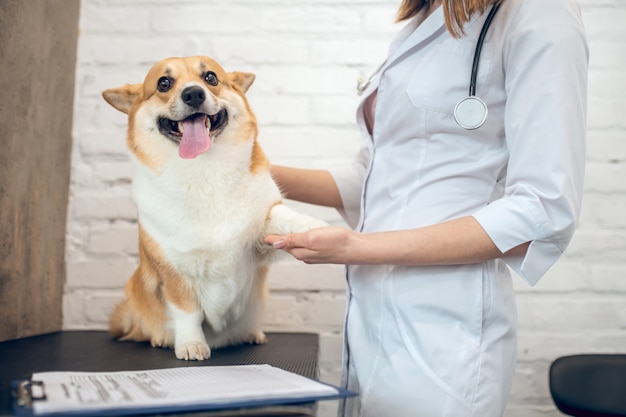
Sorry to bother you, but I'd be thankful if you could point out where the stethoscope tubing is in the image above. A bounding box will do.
[469,2,502,97]
[453,1,502,130]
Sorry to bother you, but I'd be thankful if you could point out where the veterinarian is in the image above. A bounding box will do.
[265,0,588,416]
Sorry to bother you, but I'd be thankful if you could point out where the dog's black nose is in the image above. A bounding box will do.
[181,86,206,108]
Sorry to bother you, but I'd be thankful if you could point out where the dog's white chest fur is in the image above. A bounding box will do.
[135,148,272,257]
[133,142,276,289]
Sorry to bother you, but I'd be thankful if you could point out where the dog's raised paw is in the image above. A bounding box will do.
[175,341,211,361]
[307,218,329,230]
[266,204,328,236]
[291,218,328,234]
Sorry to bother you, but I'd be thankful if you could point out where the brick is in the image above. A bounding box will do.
[513,261,588,293]
[74,98,130,131]
[72,189,137,221]
[84,292,125,324]
[509,362,552,403]
[62,292,86,328]
[78,35,201,65]
[259,7,361,34]
[65,224,90,258]
[76,66,148,99]
[249,94,310,125]
[581,7,626,40]
[66,258,137,289]
[586,97,626,129]
[212,38,310,66]
[516,295,626,331]
[579,193,626,229]
[363,7,404,35]
[79,3,150,34]
[310,39,391,65]
[319,332,344,370]
[91,161,134,185]
[588,40,626,69]
[318,402,340,417]
[585,131,626,163]
[583,162,626,193]
[588,69,626,99]
[87,225,139,256]
[251,66,357,95]
[150,5,260,34]
[579,0,622,6]
[311,96,362,125]
[77,129,129,159]
[69,162,94,187]
[257,126,362,159]
[263,292,346,331]
[503,405,559,417]
[565,229,626,264]
[589,265,626,292]
[267,261,346,292]
[517,331,626,362]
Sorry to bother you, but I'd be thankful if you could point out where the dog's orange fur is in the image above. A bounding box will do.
[109,227,183,347]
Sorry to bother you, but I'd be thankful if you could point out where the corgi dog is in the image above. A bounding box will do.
[102,56,326,360]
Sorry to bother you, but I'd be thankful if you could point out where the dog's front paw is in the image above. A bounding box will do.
[247,331,267,345]
[303,218,329,231]
[266,204,328,235]
[175,341,211,361]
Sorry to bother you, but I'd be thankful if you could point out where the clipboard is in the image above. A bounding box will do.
[10,365,356,417]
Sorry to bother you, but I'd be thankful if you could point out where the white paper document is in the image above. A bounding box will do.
[29,365,341,415]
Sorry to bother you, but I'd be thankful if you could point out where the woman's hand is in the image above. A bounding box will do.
[264,217,530,267]
[264,226,362,264]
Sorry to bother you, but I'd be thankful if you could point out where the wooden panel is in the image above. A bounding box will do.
[0,0,80,341]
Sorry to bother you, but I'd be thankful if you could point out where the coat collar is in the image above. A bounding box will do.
[356,6,488,106]
[385,4,499,70]
[385,6,446,70]
[356,7,445,101]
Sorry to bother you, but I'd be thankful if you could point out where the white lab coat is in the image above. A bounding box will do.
[329,0,588,416]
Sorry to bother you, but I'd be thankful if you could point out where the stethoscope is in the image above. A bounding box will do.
[356,2,502,130]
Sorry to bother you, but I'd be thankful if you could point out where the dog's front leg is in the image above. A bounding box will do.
[167,303,211,360]
[164,277,210,360]
[264,204,328,237]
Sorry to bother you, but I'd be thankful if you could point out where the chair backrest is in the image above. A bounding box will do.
[549,354,626,417]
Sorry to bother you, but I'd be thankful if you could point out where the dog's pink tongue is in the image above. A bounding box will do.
[179,115,211,159]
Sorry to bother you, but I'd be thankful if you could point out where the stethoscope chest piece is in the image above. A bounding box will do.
[454,96,488,130]
[454,2,501,130]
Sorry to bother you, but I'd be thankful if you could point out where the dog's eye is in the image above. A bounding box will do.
[157,77,173,92]
[204,72,218,86]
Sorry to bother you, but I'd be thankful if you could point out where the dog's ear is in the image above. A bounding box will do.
[102,84,142,114]
[229,71,255,93]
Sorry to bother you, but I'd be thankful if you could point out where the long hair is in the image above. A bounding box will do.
[396,0,503,37]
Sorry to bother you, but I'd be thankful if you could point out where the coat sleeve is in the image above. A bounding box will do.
[328,145,370,229]
[472,0,589,285]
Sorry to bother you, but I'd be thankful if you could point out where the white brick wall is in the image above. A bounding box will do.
[65,1,626,416]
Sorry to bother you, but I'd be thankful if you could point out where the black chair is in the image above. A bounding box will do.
[549,354,626,417]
